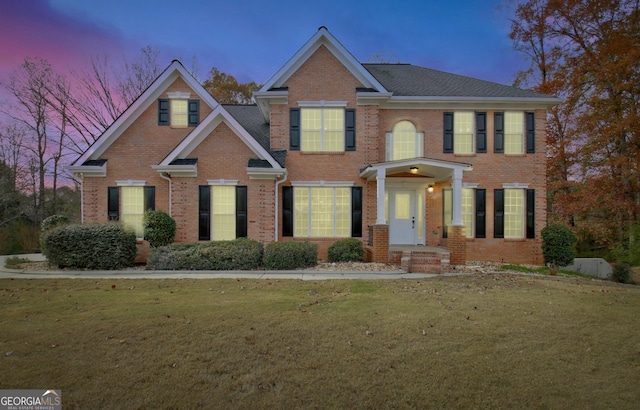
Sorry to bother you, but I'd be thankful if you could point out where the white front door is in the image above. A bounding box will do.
[389,190,416,244]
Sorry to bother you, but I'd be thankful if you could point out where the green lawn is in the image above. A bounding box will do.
[1,274,639,409]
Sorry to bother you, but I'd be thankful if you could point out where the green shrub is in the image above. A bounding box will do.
[612,262,632,283]
[41,215,71,232]
[263,241,318,270]
[542,224,577,275]
[41,223,137,270]
[147,238,263,270]
[328,238,363,262]
[143,210,176,247]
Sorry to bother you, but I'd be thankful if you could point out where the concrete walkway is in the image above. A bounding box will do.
[0,254,443,281]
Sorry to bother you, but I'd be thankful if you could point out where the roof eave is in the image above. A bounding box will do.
[151,164,197,177]
[66,163,107,177]
[246,167,288,180]
[382,96,562,109]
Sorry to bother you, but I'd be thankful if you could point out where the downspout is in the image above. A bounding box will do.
[77,173,84,224]
[274,171,288,242]
[159,172,172,216]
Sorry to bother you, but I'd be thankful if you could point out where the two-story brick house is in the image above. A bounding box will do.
[68,27,560,268]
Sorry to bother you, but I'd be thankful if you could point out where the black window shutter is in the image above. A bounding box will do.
[107,187,119,220]
[236,186,248,238]
[494,189,504,238]
[475,189,486,238]
[282,186,293,237]
[290,108,300,151]
[526,189,535,238]
[351,187,362,237]
[188,99,200,126]
[144,186,155,211]
[158,99,169,125]
[198,186,211,241]
[494,112,504,153]
[443,189,452,239]
[345,108,356,151]
[526,112,535,153]
[476,112,487,153]
[443,112,454,153]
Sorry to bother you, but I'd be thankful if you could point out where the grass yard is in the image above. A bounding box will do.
[1,273,639,409]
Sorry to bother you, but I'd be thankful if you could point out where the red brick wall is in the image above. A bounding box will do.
[377,109,547,264]
[83,46,548,265]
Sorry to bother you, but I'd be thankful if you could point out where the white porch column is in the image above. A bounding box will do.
[376,168,386,224]
[452,168,463,226]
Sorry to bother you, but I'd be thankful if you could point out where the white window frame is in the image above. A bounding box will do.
[504,112,524,155]
[167,91,191,128]
[385,120,424,161]
[454,112,474,154]
[298,101,347,152]
[116,180,147,238]
[503,188,525,239]
[291,181,353,238]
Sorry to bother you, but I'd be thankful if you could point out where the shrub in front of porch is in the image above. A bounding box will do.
[263,241,318,270]
[147,238,263,270]
[328,238,363,262]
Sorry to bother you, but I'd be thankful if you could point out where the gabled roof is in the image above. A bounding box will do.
[71,60,219,166]
[254,26,390,121]
[260,26,386,93]
[155,104,284,171]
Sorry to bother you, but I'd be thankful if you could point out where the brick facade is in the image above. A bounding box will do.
[73,29,555,266]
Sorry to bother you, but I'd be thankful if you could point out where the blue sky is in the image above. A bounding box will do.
[1,0,527,87]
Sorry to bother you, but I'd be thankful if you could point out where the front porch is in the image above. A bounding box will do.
[364,224,466,274]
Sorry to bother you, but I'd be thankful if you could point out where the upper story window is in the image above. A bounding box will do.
[454,112,474,154]
[301,108,344,151]
[495,111,536,154]
[290,106,356,152]
[385,121,424,161]
[443,112,487,154]
[158,92,200,128]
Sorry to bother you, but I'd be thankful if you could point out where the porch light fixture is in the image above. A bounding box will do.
[427,184,434,193]
[410,167,419,174]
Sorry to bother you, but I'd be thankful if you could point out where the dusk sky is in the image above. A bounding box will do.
[1,0,528,90]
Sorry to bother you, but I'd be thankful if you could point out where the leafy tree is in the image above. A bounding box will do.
[508,0,640,253]
[202,67,261,104]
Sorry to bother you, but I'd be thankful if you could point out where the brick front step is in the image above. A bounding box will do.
[396,249,451,274]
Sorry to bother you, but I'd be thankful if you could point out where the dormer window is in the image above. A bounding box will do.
[158,91,200,127]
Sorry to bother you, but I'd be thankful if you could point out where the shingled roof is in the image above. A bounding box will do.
[223,104,285,167]
[363,63,552,99]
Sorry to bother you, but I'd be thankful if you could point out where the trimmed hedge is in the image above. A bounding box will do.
[328,238,363,262]
[147,238,263,270]
[263,241,318,270]
[41,223,137,270]
[143,210,176,247]
[41,215,70,232]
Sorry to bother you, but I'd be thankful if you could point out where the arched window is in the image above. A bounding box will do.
[386,121,424,161]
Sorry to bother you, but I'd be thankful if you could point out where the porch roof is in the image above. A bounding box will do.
[359,157,473,182]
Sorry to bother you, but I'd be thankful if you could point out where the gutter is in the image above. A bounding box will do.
[159,172,172,216]
[274,171,288,241]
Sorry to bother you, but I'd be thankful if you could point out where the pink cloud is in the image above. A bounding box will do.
[0,0,128,80]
